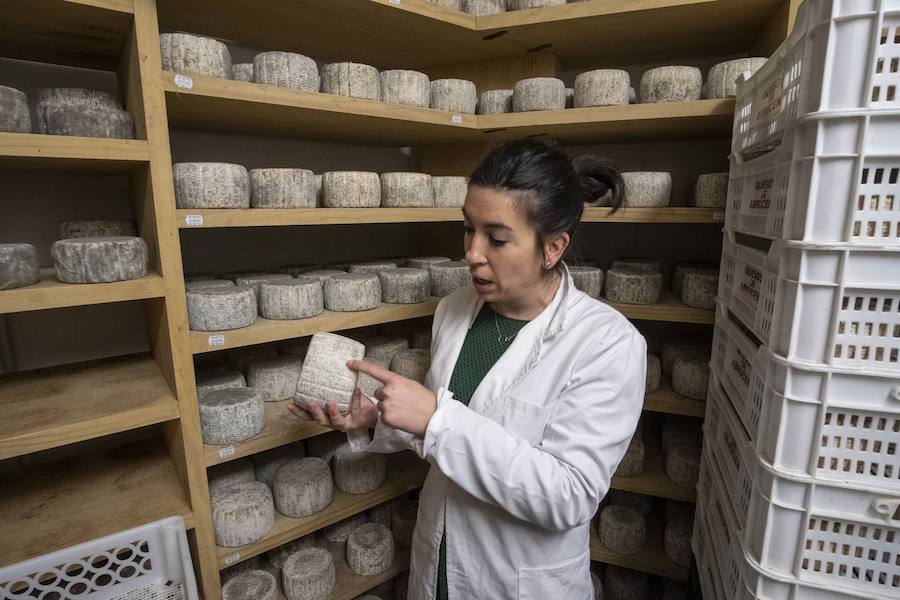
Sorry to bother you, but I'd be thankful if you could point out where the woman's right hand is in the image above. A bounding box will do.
[287,387,379,432]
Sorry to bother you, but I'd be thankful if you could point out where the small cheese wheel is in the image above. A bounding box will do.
[254,51,319,92]
[321,62,380,101]
[665,499,695,522]
[680,269,718,309]
[430,260,471,296]
[380,70,430,107]
[197,368,245,399]
[430,79,477,114]
[349,260,398,275]
[186,287,257,331]
[252,443,305,490]
[279,264,320,277]
[307,430,347,466]
[610,257,660,272]
[672,263,713,297]
[666,444,701,487]
[235,273,295,302]
[664,516,693,568]
[607,490,653,516]
[591,571,603,600]
[221,555,261,582]
[160,33,232,78]
[412,327,432,349]
[568,265,604,298]
[208,458,255,497]
[250,168,317,208]
[222,569,277,600]
[433,176,468,208]
[365,336,409,363]
[381,172,434,208]
[274,457,333,517]
[322,171,381,208]
[57,219,136,239]
[646,354,661,393]
[513,77,566,112]
[661,337,708,376]
[199,387,265,444]
[232,63,254,82]
[391,348,431,384]
[35,88,134,138]
[508,0,565,7]
[478,89,513,114]
[604,269,663,305]
[324,273,381,311]
[391,501,418,546]
[406,256,451,271]
[228,344,278,373]
[604,566,649,600]
[52,236,147,284]
[266,533,316,570]
[282,547,335,600]
[707,57,767,99]
[0,243,40,290]
[301,269,346,283]
[323,513,368,544]
[599,505,646,555]
[247,355,302,402]
[0,85,30,133]
[661,418,703,455]
[463,0,505,15]
[427,0,463,8]
[211,482,274,547]
[173,162,250,209]
[622,172,672,208]
[334,445,387,494]
[379,268,431,303]
[672,355,709,400]
[259,278,324,320]
[616,438,645,477]
[574,69,630,107]
[693,172,728,208]
[295,332,365,413]
[369,498,402,527]
[640,66,702,103]
[347,523,395,576]
[662,580,690,600]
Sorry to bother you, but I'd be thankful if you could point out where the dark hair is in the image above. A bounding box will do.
[468,139,624,252]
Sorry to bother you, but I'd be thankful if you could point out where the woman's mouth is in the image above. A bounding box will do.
[472,276,494,290]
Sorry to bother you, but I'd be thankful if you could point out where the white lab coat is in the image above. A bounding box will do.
[367,264,646,600]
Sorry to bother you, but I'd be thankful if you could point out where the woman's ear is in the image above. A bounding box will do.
[544,232,571,269]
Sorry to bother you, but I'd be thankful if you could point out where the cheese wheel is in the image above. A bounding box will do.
[513,77,566,112]
[222,569,277,600]
[197,368,245,399]
[604,566,649,600]
[347,523,395,576]
[661,418,703,455]
[640,66,702,103]
[51,236,147,284]
[259,278,324,320]
[661,337,708,376]
[412,327,432,349]
[574,69,630,107]
[365,336,410,363]
[666,444,701,487]
[305,430,346,465]
[610,257,659,272]
[693,172,728,208]
[379,268,431,303]
[199,387,265,444]
[370,498,402,527]
[0,243,40,290]
[247,356,302,402]
[254,51,319,92]
[607,490,653,516]
[173,162,250,209]
[250,168,317,208]
[334,445,387,494]
[664,516,693,568]
[390,348,431,383]
[707,57,767,99]
[57,219,136,239]
[279,264,320,277]
[282,547,335,600]
[349,261,398,275]
[432,176,468,208]
[211,482,274,547]
[208,458,255,497]
[228,344,278,373]
[427,0,463,8]
[665,499,695,522]
[616,438,645,477]
[232,63,254,82]
[406,256,451,271]
[430,260,471,296]
[599,505,646,555]
[381,172,434,207]
[322,172,381,208]
[266,533,316,570]
[672,355,709,400]
[301,269,346,283]
[568,265,604,298]
[672,263,713,298]
[508,0,565,7]
[160,33,232,78]
[35,88,134,138]
[622,172,672,207]
[186,287,257,331]
[430,79,477,114]
[221,555,261,582]
[295,333,365,413]
[0,85,30,133]
[604,269,663,305]
[324,273,381,311]
[646,354,661,393]
[478,89,513,114]
[252,442,305,490]
[323,513,368,544]
[680,269,718,309]
[235,273,294,303]
[391,501,418,546]
[463,0,505,15]
[274,457,333,517]
[380,70,430,107]
[321,62,380,101]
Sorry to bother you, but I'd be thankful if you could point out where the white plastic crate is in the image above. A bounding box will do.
[717,231,779,344]
[692,508,738,600]
[733,0,900,154]
[0,516,198,600]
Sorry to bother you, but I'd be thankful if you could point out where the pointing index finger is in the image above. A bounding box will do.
[347,359,395,385]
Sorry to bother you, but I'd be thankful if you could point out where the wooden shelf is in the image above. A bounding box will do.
[582,207,723,224]
[604,293,715,325]
[0,354,179,461]
[0,268,166,314]
[589,513,688,581]
[0,133,150,173]
[644,380,706,418]
[0,435,194,568]
[216,452,427,569]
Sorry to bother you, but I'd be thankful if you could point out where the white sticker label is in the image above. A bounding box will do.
[388,0,400,4]
[208,335,225,346]
[219,446,235,458]
[224,553,241,566]
[185,214,203,226]
[713,210,726,222]
[174,74,193,89]
[451,114,463,124]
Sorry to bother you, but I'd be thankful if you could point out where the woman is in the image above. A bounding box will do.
[290,139,646,599]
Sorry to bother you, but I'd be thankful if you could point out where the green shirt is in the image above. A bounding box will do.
[437,303,530,600]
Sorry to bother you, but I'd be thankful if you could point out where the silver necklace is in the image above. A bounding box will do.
[494,311,517,344]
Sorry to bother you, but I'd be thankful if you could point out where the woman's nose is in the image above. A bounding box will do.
[465,242,486,266]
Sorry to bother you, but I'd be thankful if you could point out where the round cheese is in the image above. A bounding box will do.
[247,355,302,402]
[274,457,333,517]
[640,66,703,103]
[0,85,30,133]
[324,273,381,311]
[604,269,663,305]
[173,162,250,209]
[599,505,646,555]
[406,256,451,271]
[432,176,468,208]
[196,368,245,399]
[253,51,319,92]
[646,353,661,393]
[321,62,380,101]
[235,274,293,303]
[430,79,477,114]
[666,444,701,487]
[379,70,430,107]
[199,387,265,444]
[160,33,232,78]
[186,287,257,331]
[574,69,630,107]
[228,344,278,373]
[680,269,718,309]
[323,513,368,544]
[381,172,434,207]
[604,566,649,600]
[463,0,505,15]
[282,547,335,600]
[661,418,703,455]
[508,0,565,7]
[295,332,366,414]
[252,443,305,490]
[211,481,274,547]
[0,243,40,290]
[349,261,398,275]
[672,355,709,400]
[232,63,254,82]
[664,516,693,568]
[52,236,147,283]
[379,268,431,303]
[616,438,645,477]
[478,89,513,114]
[322,171,381,208]
[208,458,255,497]
[568,265,604,298]
[707,57,767,99]
[35,88,134,138]
[364,336,409,363]
[347,523,395,576]
[693,172,728,208]
[513,77,566,112]
[607,490,653,516]
[369,498,402,527]
[391,501,418,547]
[221,555,261,582]
[390,348,431,383]
[306,430,347,466]
[622,172,672,207]
[300,269,345,283]
[334,445,387,494]
[250,168,317,208]
[427,0,463,8]
[222,569,277,600]
[661,336,708,376]
[672,263,712,298]
[430,260,471,296]
[266,533,315,570]
[610,257,659,272]
[259,278,324,320]
[58,219,136,239]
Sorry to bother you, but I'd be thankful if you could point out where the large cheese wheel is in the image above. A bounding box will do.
[35,88,134,138]
[259,278,323,320]
[478,89,514,114]
[610,257,659,272]
[391,501,418,546]
[379,268,431,303]
[680,269,718,309]
[0,243,40,290]
[247,355,302,402]
[222,569,277,600]
[661,418,703,455]
[599,505,646,555]
[666,444,701,487]
[433,176,468,208]
[324,273,381,311]
[430,79,477,114]
[640,66,702,103]
[196,368,245,399]
[369,498,402,527]
[568,265,604,298]
[381,173,434,207]
[622,172,672,208]
[364,336,409,363]
[52,236,147,283]
[160,33,232,78]
[173,162,250,209]
[406,256,451,271]
[58,219,136,239]
[254,51,319,92]
[349,260,398,275]
[266,533,316,570]
[323,513,368,544]
[274,457,333,517]
[380,70,430,107]
[252,442,305,490]
[430,260,471,296]
[300,269,345,283]
[295,333,365,413]
[306,430,347,466]
[616,438,645,477]
[321,62,380,101]
[604,269,663,305]
[235,273,294,302]
[211,482,274,547]
[604,566,649,600]
[692,172,728,208]
[228,344,278,373]
[199,387,265,444]
[661,337,708,376]
[391,348,431,384]
[513,77,566,112]
[0,85,30,133]
[672,263,714,298]
[672,355,709,400]
[707,58,767,99]
[664,516,693,568]
[186,287,257,331]
[463,0,505,15]
[574,69,630,107]
[347,523,395,576]
[508,0,565,8]
[322,172,381,208]
[282,547,335,600]
[250,168,316,208]
[208,458,255,496]
[646,354,661,393]
[334,445,387,494]
[232,63,254,82]
[607,490,653,516]
[221,555,261,583]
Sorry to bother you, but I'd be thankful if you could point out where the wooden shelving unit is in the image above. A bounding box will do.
[0,269,165,314]
[611,424,697,504]
[644,380,706,418]
[589,514,688,581]
[0,133,150,172]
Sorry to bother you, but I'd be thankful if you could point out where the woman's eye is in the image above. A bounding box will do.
[463,226,474,235]
[489,237,507,247]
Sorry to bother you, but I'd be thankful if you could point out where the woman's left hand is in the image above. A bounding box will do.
[347,359,437,438]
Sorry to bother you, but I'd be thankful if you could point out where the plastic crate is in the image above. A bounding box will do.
[733,0,900,154]
[0,517,198,600]
[692,507,738,600]
[717,231,780,344]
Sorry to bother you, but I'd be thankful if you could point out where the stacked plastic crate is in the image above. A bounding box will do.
[694,1,900,599]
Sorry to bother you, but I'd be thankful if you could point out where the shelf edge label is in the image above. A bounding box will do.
[388,0,400,4]
[174,74,194,89]
[219,446,235,458]
[224,552,241,566]
[451,114,463,124]
[208,335,225,346]
[185,214,203,226]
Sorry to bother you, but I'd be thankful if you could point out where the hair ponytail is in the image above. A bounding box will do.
[572,155,625,212]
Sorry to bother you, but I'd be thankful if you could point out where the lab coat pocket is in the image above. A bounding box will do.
[517,550,591,600]
[501,394,553,446]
